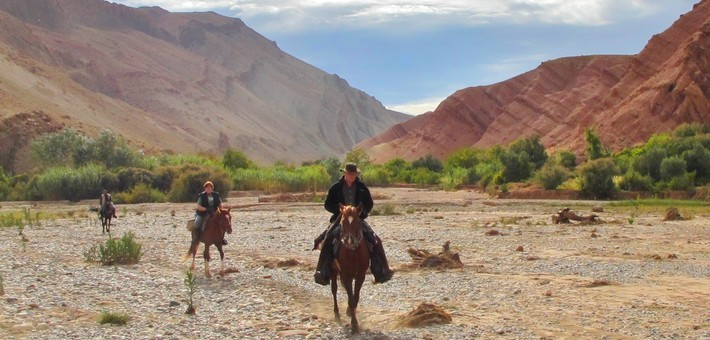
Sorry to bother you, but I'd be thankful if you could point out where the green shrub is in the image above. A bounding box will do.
[169,167,232,202]
[508,135,548,169]
[97,232,142,265]
[660,156,687,181]
[361,165,391,187]
[384,158,411,183]
[30,129,87,167]
[98,311,129,325]
[633,148,667,181]
[619,171,654,191]
[116,168,155,191]
[222,149,253,170]
[578,158,619,199]
[440,167,468,191]
[682,143,710,183]
[553,151,577,169]
[412,155,443,172]
[445,148,480,169]
[534,163,571,190]
[664,173,695,191]
[113,184,166,204]
[410,168,440,187]
[500,150,532,182]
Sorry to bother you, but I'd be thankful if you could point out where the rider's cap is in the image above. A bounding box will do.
[203,181,214,188]
[340,163,360,174]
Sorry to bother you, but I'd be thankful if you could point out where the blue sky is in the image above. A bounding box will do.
[113,0,699,115]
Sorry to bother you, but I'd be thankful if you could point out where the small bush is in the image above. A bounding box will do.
[113,184,167,204]
[98,311,129,325]
[619,171,654,191]
[371,203,398,216]
[578,158,619,199]
[535,163,571,190]
[97,232,142,265]
[554,150,577,169]
[116,168,155,191]
[222,149,253,170]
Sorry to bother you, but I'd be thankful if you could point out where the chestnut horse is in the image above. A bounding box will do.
[100,205,116,234]
[331,204,370,334]
[184,207,233,277]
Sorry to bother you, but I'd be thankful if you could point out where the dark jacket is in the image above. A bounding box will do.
[324,177,373,223]
[196,191,221,216]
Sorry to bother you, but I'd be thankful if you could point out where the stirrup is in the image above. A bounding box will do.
[314,272,329,285]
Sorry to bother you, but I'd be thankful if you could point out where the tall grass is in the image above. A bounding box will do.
[608,199,710,208]
[231,165,330,192]
[35,164,104,201]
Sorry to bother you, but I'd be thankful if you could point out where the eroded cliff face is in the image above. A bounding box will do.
[359,0,709,163]
[0,0,408,166]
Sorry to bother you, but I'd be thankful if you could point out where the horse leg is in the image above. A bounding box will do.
[216,244,225,276]
[331,273,340,324]
[107,217,111,233]
[203,244,212,277]
[351,272,365,334]
[342,276,359,333]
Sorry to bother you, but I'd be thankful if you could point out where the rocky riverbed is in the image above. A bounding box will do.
[1,188,708,339]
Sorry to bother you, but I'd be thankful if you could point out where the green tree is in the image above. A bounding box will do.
[633,148,667,181]
[585,128,609,160]
[534,163,571,190]
[500,151,533,183]
[660,156,687,181]
[578,158,619,199]
[30,129,87,167]
[682,143,710,183]
[412,155,443,172]
[343,149,372,168]
[553,150,577,169]
[509,135,548,169]
[222,149,252,170]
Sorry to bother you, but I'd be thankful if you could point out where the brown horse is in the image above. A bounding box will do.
[100,205,116,234]
[184,207,233,277]
[331,204,370,334]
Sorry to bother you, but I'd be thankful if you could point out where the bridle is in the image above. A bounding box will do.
[339,208,363,251]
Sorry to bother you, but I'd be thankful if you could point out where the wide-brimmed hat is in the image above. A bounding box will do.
[340,163,360,174]
[203,181,214,188]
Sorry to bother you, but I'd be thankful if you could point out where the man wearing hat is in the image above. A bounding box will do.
[191,181,227,249]
[313,163,394,285]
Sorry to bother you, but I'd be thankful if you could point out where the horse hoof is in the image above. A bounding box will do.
[334,315,341,325]
[351,324,359,334]
[205,271,212,278]
[346,307,352,317]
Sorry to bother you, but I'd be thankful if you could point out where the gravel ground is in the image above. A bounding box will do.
[0,188,708,339]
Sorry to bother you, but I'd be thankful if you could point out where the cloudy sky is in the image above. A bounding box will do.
[113,0,698,115]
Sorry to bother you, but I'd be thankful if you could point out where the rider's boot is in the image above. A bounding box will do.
[363,230,393,284]
[314,228,336,285]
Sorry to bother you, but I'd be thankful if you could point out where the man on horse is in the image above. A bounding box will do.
[191,181,227,249]
[99,189,116,218]
[313,163,394,285]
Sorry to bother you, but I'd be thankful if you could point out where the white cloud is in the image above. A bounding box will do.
[113,0,662,31]
[387,96,446,115]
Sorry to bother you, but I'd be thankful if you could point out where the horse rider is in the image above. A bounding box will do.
[99,189,117,218]
[313,163,394,285]
[191,181,227,248]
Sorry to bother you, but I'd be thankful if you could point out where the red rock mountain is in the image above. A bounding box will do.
[359,0,709,163]
[0,0,408,167]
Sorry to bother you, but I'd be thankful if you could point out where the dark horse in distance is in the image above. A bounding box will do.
[100,204,116,234]
[184,207,233,277]
[330,204,370,334]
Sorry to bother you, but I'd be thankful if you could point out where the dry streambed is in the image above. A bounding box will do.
[0,189,708,339]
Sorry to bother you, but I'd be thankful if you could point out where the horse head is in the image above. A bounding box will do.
[339,203,363,250]
[215,207,233,234]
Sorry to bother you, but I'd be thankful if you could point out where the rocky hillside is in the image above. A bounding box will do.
[358,0,709,163]
[0,0,408,169]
